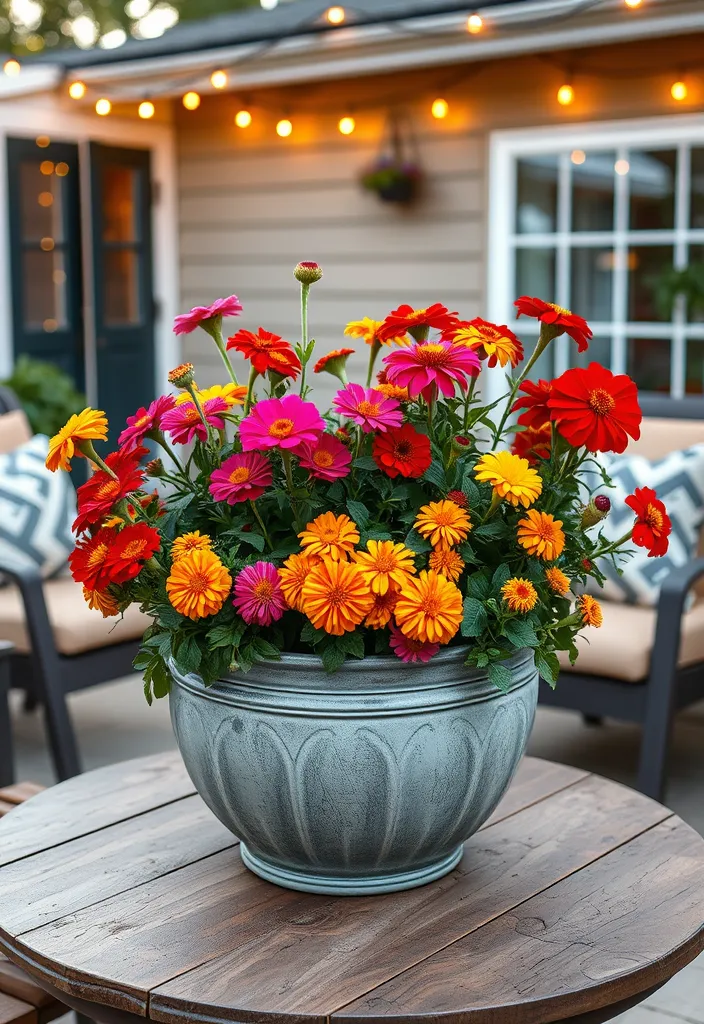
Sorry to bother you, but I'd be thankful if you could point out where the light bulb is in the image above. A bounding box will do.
[467,14,483,33]
[624,0,642,7]
[211,70,227,89]
[431,98,449,119]
[35,135,50,148]
[182,91,201,110]
[615,159,630,176]
[671,81,688,101]
[3,59,20,76]
[276,118,293,137]
[557,84,574,106]
[571,149,586,165]
[338,116,355,135]
[235,109,252,128]
[68,81,86,100]
[95,98,112,116]
[138,101,155,119]
[326,6,345,24]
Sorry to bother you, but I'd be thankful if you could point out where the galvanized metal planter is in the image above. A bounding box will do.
[169,647,538,896]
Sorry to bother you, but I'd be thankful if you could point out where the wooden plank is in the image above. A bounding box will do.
[334,818,704,1023]
[0,795,236,934]
[480,757,588,829]
[0,785,43,807]
[0,753,193,869]
[0,993,35,1024]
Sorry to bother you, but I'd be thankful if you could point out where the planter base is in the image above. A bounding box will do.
[239,841,464,895]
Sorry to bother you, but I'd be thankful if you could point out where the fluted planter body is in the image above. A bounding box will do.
[169,647,538,895]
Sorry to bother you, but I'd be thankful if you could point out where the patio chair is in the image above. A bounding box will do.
[540,401,704,803]
[0,402,150,783]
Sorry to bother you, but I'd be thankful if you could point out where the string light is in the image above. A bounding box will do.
[3,59,20,76]
[467,14,483,33]
[183,91,201,110]
[95,98,112,116]
[431,98,449,119]
[276,118,293,137]
[571,150,586,165]
[326,6,345,24]
[235,109,252,128]
[338,115,355,135]
[68,81,86,99]
[138,100,155,119]
[615,159,630,176]
[36,136,50,148]
[624,0,642,7]
[557,83,574,106]
[211,70,228,89]
[671,81,688,101]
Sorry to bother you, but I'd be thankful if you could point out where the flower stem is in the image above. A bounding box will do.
[250,500,273,551]
[591,529,634,560]
[206,318,239,386]
[281,450,302,530]
[152,432,187,476]
[299,282,311,397]
[491,326,552,447]
[78,441,117,479]
[244,364,258,415]
[366,340,382,387]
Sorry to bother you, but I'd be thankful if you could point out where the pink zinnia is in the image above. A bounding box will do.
[332,383,403,433]
[298,433,352,481]
[173,296,243,335]
[161,397,228,444]
[383,341,481,399]
[209,453,273,504]
[239,394,324,452]
[118,395,175,447]
[233,562,286,626]
[389,624,440,664]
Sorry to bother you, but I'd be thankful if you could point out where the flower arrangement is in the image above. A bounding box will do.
[46,262,671,702]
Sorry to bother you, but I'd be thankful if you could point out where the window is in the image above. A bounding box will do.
[488,119,704,400]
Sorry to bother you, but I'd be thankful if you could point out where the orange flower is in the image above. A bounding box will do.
[375,382,409,401]
[300,558,373,635]
[517,509,565,561]
[352,539,416,595]
[172,531,213,562]
[278,552,321,611]
[166,549,232,620]
[501,578,538,613]
[46,408,108,473]
[298,511,360,562]
[578,594,603,628]
[344,318,409,347]
[83,586,120,618]
[545,567,570,595]
[365,590,399,629]
[414,500,471,549]
[447,319,524,369]
[394,569,463,645]
[428,548,465,582]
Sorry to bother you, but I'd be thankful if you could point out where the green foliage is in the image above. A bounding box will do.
[2,356,85,437]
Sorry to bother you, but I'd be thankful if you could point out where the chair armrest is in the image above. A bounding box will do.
[648,557,704,696]
[0,562,58,664]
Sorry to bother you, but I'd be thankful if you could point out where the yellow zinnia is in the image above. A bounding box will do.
[279,552,321,611]
[166,549,232,621]
[46,408,108,473]
[517,509,565,561]
[578,594,603,628]
[501,577,538,614]
[429,548,465,582]
[300,558,373,635]
[344,317,410,347]
[545,566,570,596]
[414,500,471,550]
[394,569,463,645]
[298,511,360,562]
[172,531,213,562]
[352,539,416,595]
[474,451,542,508]
[175,383,247,407]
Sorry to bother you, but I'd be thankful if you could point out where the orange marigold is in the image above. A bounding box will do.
[83,586,120,618]
[414,500,471,550]
[352,539,416,595]
[298,511,360,561]
[394,569,463,645]
[501,577,538,614]
[300,558,373,635]
[365,590,399,630]
[517,509,565,561]
[545,567,570,596]
[166,549,232,621]
[578,594,603,628]
[278,552,321,611]
[172,531,213,562]
[428,548,465,582]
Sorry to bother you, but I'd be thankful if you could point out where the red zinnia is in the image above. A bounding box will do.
[69,528,119,590]
[625,487,672,557]
[102,523,161,584]
[511,379,553,428]
[547,362,641,454]
[227,327,301,379]
[372,423,432,479]
[73,445,148,534]
[511,421,552,466]
[377,303,458,342]
[515,296,592,352]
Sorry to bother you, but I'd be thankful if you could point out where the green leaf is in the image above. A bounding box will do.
[475,651,490,668]
[423,460,447,490]
[347,500,371,531]
[133,650,154,671]
[300,621,326,646]
[267,541,301,560]
[474,519,505,540]
[250,637,281,661]
[158,606,185,630]
[488,661,513,694]
[320,639,347,674]
[460,468,481,504]
[404,528,432,554]
[152,658,171,699]
[466,571,490,600]
[336,631,365,659]
[535,649,561,689]
[502,619,539,649]
[207,621,247,650]
[174,635,202,676]
[353,456,378,471]
[491,563,511,591]
[232,528,265,552]
[143,675,153,706]
[461,596,488,638]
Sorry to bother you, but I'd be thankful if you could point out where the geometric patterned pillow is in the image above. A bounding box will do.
[585,444,704,607]
[0,434,77,579]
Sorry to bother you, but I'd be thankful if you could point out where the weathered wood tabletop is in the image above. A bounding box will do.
[0,752,702,1024]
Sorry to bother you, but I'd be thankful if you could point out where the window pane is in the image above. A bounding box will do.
[22,250,68,330]
[691,148,704,229]
[570,248,613,322]
[20,160,65,244]
[515,248,556,305]
[516,156,558,234]
[628,246,674,322]
[686,340,704,394]
[628,150,677,231]
[103,249,141,325]
[687,245,704,324]
[626,337,670,393]
[571,151,615,232]
[568,335,611,370]
[102,166,139,242]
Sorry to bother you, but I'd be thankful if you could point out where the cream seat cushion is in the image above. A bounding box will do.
[559,599,704,683]
[0,575,151,656]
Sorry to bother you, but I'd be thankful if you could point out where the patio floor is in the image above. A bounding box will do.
[10,681,704,1024]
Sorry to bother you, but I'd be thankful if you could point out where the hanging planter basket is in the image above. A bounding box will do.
[360,111,422,205]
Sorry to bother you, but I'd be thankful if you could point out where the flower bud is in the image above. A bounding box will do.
[447,489,469,509]
[582,558,593,572]
[580,497,611,529]
[447,434,472,468]
[294,261,323,285]
[167,362,195,388]
[146,458,164,478]
[335,426,352,444]
[594,494,611,513]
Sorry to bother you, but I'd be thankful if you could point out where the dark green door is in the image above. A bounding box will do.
[90,143,155,437]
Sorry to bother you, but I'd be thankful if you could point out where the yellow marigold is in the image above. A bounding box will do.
[545,566,570,596]
[375,383,410,401]
[414,500,472,550]
[300,557,373,635]
[517,509,565,561]
[298,511,360,562]
[365,590,398,629]
[578,594,603,628]
[83,586,120,618]
[166,549,232,621]
[352,539,416,595]
[474,451,542,508]
[429,548,465,582]
[46,408,108,473]
[279,552,321,611]
[501,577,538,614]
[172,531,213,562]
[450,322,523,369]
[176,383,247,407]
[344,317,409,347]
[394,569,463,645]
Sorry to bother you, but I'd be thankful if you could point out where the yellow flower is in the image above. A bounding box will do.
[375,383,409,401]
[450,322,523,369]
[545,567,570,595]
[172,531,213,562]
[83,586,120,618]
[298,511,360,562]
[578,594,603,628]
[279,552,321,611]
[414,500,472,550]
[394,569,463,645]
[46,408,108,473]
[352,539,416,595]
[501,577,538,613]
[474,451,542,508]
[300,557,373,635]
[166,549,232,621]
[344,318,409,347]
[429,548,465,582]
[176,383,247,407]
[365,590,398,629]
[517,509,565,561]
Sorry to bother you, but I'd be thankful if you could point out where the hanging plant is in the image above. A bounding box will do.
[655,263,704,321]
[360,110,422,204]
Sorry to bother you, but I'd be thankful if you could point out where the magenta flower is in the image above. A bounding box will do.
[332,383,403,433]
[389,624,440,664]
[118,395,175,447]
[161,397,228,444]
[298,433,352,482]
[173,296,243,336]
[239,394,324,452]
[209,452,273,505]
[383,341,481,399]
[233,562,287,626]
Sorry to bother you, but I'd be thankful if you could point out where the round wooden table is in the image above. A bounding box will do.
[0,753,702,1024]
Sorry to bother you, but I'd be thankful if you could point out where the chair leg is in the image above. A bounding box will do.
[637,691,676,804]
[40,679,81,781]
[0,657,14,786]
[636,601,682,804]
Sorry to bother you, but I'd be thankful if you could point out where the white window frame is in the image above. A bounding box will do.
[485,113,704,405]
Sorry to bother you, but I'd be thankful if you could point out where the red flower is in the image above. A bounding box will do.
[515,296,592,352]
[625,487,671,557]
[73,445,148,534]
[377,303,458,342]
[69,528,119,590]
[227,328,301,379]
[511,421,552,465]
[103,523,161,584]
[118,395,175,448]
[511,379,553,428]
[547,363,642,454]
[372,423,432,479]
